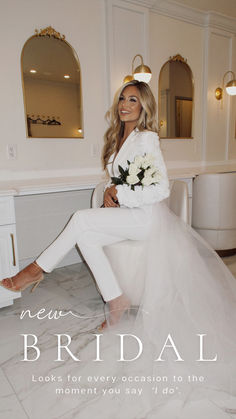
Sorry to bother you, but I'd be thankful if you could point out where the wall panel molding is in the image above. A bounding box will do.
[105,0,149,101]
[121,0,236,33]
[201,26,234,162]
[205,29,233,162]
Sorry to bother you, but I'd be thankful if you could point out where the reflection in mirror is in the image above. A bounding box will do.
[158,54,193,139]
[21,26,83,138]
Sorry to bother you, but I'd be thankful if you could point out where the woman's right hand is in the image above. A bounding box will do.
[103,185,119,207]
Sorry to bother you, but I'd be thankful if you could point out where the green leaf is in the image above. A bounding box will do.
[118,165,126,176]
[111,176,123,185]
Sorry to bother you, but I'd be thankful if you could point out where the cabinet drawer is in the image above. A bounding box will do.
[0,196,15,225]
[0,224,19,279]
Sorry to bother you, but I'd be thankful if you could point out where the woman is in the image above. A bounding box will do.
[1,81,236,417]
[0,80,170,328]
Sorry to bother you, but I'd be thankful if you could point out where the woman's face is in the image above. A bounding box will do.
[118,85,142,124]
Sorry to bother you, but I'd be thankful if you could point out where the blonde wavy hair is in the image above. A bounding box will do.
[102,80,159,170]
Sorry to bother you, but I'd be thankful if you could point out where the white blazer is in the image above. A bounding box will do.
[105,129,170,208]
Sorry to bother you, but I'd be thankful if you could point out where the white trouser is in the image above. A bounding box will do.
[36,206,152,301]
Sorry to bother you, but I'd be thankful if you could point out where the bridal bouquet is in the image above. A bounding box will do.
[111,153,161,191]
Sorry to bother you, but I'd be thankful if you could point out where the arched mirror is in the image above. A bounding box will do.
[21,26,83,138]
[158,54,193,139]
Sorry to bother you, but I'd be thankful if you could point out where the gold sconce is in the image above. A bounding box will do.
[123,54,152,84]
[215,71,236,101]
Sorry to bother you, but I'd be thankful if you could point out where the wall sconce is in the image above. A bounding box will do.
[215,71,236,101]
[123,54,152,84]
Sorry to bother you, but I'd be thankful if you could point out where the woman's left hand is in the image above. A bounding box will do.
[103,185,119,207]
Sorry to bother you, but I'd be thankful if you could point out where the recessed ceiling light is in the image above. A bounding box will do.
[30,69,37,73]
[64,74,70,79]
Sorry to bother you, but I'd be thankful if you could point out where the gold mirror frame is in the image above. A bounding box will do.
[158,54,194,139]
[21,26,84,139]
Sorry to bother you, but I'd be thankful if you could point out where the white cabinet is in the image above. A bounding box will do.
[0,196,20,308]
[169,177,193,224]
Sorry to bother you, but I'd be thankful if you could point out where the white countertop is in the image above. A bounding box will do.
[0,174,104,196]
[0,163,235,196]
[168,163,236,179]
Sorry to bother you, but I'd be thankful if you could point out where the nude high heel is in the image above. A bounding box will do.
[30,277,44,293]
[19,273,44,293]
[0,262,44,293]
[98,295,131,331]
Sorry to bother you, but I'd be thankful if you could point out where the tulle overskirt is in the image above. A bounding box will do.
[74,202,236,418]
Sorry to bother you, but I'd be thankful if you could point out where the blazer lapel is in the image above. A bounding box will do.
[112,128,138,174]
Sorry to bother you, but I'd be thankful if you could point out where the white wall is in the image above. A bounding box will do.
[106,0,236,167]
[228,35,236,160]
[205,30,232,161]
[0,0,235,181]
[149,12,204,162]
[0,0,107,176]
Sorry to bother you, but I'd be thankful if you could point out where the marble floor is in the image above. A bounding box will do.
[0,255,236,419]
[0,263,105,419]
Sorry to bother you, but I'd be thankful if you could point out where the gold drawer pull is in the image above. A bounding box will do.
[10,234,16,266]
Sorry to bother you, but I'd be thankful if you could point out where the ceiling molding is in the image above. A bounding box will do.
[150,0,206,27]
[121,0,236,33]
[206,12,236,34]
[122,0,156,7]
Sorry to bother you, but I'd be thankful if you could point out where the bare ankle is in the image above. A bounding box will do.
[109,294,130,306]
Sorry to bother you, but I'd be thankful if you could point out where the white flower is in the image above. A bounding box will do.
[126,174,139,185]
[141,154,155,169]
[144,167,161,183]
[134,155,144,167]
[128,163,141,176]
[152,172,162,183]
[141,176,153,186]
[145,166,157,177]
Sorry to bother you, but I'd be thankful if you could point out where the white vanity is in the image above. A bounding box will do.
[0,162,235,308]
[0,194,20,307]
